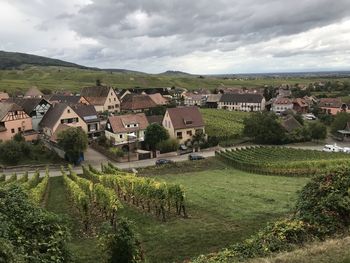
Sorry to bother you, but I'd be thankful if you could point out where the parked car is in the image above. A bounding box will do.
[189,153,205,161]
[303,113,317,120]
[179,144,193,155]
[322,144,343,152]
[155,159,174,165]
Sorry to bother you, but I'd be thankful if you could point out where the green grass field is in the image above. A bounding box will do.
[44,159,308,262]
[200,108,249,143]
[1,65,349,93]
[124,160,308,262]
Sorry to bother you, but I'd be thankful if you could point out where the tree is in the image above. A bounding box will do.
[243,112,286,144]
[96,79,102,86]
[57,127,88,163]
[99,218,142,263]
[309,122,327,141]
[144,124,169,151]
[191,129,206,151]
[330,112,350,135]
[0,141,23,165]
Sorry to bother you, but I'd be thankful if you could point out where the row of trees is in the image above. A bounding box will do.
[243,112,327,144]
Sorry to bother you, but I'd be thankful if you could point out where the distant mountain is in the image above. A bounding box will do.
[101,68,146,74]
[159,70,193,76]
[0,50,89,70]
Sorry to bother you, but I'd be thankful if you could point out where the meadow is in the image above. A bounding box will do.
[1,65,348,93]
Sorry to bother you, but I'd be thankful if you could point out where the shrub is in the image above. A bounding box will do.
[0,141,23,165]
[109,147,125,158]
[157,138,179,153]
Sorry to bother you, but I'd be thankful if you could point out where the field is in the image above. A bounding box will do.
[200,108,249,144]
[217,146,350,176]
[1,65,350,93]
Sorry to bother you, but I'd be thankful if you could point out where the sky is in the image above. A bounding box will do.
[0,0,350,74]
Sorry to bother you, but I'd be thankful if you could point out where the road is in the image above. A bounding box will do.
[2,140,348,178]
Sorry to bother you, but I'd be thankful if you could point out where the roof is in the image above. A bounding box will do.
[0,102,23,121]
[281,116,302,133]
[293,98,309,107]
[47,94,84,105]
[121,94,157,111]
[71,104,99,123]
[148,93,168,105]
[219,93,264,103]
[206,94,222,103]
[39,103,68,130]
[24,86,43,97]
[6,98,48,115]
[108,113,149,133]
[146,115,163,125]
[81,86,112,105]
[273,98,293,105]
[319,98,343,108]
[166,106,205,130]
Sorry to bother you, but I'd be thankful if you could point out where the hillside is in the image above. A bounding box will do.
[0,50,89,69]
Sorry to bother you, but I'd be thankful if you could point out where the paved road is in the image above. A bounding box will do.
[3,140,349,178]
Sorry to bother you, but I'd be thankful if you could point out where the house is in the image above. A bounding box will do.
[148,93,169,106]
[205,94,222,108]
[71,104,101,139]
[81,86,120,113]
[105,113,149,150]
[271,98,294,114]
[281,115,302,133]
[217,93,265,111]
[162,106,205,144]
[6,98,51,131]
[318,98,349,115]
[24,86,43,98]
[46,94,90,106]
[121,94,158,113]
[293,98,309,114]
[0,102,37,141]
[39,103,87,139]
[183,93,206,107]
[0,92,9,102]
[277,88,292,98]
[146,115,164,125]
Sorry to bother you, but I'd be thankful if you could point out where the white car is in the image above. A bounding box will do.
[303,114,317,120]
[322,144,343,152]
[342,147,350,153]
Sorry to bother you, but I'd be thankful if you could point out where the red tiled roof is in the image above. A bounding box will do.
[121,94,157,111]
[274,98,293,105]
[107,113,149,133]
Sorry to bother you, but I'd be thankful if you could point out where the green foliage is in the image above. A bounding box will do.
[4,173,17,184]
[200,109,249,142]
[243,112,287,144]
[156,138,179,153]
[330,112,350,135]
[308,121,327,141]
[0,185,70,262]
[13,133,25,142]
[217,146,350,176]
[29,169,49,205]
[0,141,23,165]
[144,123,169,150]
[57,127,88,163]
[109,147,125,158]
[99,218,143,263]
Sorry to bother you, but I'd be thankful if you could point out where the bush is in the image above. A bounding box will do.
[109,147,125,158]
[99,218,143,263]
[157,139,179,153]
[0,141,23,165]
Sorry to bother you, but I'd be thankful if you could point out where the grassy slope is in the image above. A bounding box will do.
[249,236,350,263]
[122,160,309,263]
[45,176,101,263]
[1,66,349,93]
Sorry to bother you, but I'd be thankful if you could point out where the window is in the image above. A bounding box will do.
[119,134,123,139]
[186,130,192,136]
[176,132,183,139]
[11,128,15,133]
[18,127,21,132]
[114,98,116,101]
[67,109,70,113]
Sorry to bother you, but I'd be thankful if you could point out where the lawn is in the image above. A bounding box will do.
[121,160,309,263]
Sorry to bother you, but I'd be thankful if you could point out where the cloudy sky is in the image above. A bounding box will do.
[1,0,350,74]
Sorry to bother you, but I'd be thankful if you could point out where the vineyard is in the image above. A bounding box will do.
[200,109,249,143]
[216,146,350,176]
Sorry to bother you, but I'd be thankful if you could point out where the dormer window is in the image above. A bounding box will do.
[184,119,193,125]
